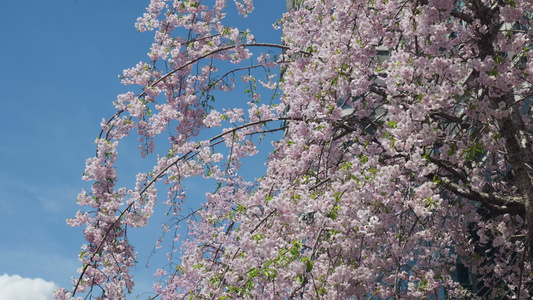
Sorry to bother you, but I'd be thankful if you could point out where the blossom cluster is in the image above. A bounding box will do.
[57,0,533,299]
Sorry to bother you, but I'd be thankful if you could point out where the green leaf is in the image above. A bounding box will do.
[295,273,304,283]
[317,287,327,296]
[252,233,264,242]
[305,259,313,272]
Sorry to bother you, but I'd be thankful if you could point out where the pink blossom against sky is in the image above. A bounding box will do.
[0,0,284,298]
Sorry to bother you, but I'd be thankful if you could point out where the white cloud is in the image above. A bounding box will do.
[0,274,56,300]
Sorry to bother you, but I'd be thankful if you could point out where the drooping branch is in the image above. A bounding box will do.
[73,116,289,296]
[139,117,288,195]
[150,43,290,90]
[98,42,292,140]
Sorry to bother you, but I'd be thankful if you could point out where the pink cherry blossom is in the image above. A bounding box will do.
[56,1,533,299]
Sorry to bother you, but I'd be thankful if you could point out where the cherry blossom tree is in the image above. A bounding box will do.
[56,0,533,299]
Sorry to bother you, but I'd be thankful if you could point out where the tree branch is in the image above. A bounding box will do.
[432,174,524,216]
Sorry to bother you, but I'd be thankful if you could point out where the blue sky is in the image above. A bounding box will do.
[0,0,286,298]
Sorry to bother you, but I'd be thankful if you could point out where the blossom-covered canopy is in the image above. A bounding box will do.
[56,0,533,299]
